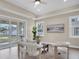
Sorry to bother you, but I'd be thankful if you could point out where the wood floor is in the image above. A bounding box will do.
[0,47,79,59]
[0,47,18,59]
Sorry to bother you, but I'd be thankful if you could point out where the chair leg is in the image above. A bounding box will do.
[18,44,20,59]
[23,52,26,59]
[67,47,69,59]
[21,52,23,59]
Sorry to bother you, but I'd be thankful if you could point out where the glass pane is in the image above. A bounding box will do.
[18,21,25,41]
[0,19,9,43]
[10,21,18,42]
[74,27,79,36]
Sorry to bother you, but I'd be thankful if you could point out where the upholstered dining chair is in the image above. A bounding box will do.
[18,42,43,59]
[18,42,27,59]
[26,43,42,59]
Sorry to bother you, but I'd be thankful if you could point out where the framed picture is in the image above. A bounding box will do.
[36,21,44,36]
[47,24,64,33]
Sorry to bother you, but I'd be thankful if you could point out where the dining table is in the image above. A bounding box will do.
[17,41,69,59]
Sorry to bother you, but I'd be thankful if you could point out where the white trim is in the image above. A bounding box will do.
[0,6,34,20]
[0,15,25,21]
[34,5,79,20]
[69,45,79,49]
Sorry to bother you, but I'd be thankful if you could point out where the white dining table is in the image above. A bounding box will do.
[17,41,69,59]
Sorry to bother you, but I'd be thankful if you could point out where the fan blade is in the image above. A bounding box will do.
[35,0,41,1]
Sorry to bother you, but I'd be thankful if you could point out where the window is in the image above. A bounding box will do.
[36,21,44,36]
[69,16,79,38]
[0,20,9,42]
[0,17,27,43]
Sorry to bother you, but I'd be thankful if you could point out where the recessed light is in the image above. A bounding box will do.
[64,0,67,2]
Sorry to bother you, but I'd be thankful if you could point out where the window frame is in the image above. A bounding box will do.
[69,16,79,38]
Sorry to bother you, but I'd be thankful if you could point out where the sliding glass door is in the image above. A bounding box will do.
[0,19,9,43]
[9,20,18,44]
[0,17,26,49]
[18,21,25,41]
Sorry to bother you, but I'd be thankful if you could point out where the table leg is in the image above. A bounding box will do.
[54,46,57,59]
[67,47,69,59]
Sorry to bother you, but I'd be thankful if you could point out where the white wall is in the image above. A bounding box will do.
[36,11,79,46]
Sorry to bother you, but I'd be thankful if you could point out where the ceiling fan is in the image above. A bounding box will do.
[34,0,46,6]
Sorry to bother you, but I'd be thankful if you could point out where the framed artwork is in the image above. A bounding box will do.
[69,16,79,38]
[47,24,64,33]
[36,21,44,36]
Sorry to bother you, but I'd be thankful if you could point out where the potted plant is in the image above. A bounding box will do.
[32,26,41,44]
[36,36,41,44]
[32,26,37,40]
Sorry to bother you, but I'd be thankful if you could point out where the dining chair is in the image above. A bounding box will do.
[18,42,43,59]
[26,43,42,59]
[18,42,27,59]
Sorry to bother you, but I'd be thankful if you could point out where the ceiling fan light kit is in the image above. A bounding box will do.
[35,0,40,5]
[64,0,67,2]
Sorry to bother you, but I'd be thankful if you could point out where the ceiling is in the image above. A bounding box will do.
[3,0,79,16]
